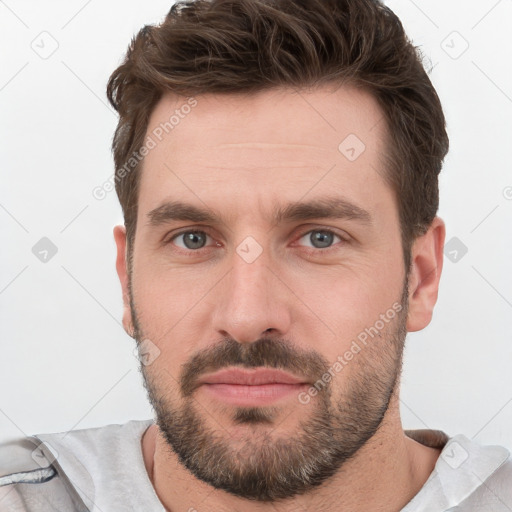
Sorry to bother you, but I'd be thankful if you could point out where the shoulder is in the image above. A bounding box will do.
[0,435,75,511]
[438,434,512,510]
[0,435,55,485]
[0,419,153,511]
[456,450,512,510]
[33,418,154,469]
[402,432,512,511]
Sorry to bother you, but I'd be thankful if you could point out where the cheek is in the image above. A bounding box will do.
[286,260,403,341]
[132,245,205,321]
[131,263,222,366]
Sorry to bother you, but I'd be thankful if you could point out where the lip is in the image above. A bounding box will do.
[198,367,308,386]
[197,368,310,407]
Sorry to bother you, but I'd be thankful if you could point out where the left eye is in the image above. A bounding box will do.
[297,229,343,249]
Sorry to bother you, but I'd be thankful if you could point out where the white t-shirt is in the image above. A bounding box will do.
[37,419,163,512]
[1,419,511,511]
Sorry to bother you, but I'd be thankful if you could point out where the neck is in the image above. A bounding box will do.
[141,399,440,512]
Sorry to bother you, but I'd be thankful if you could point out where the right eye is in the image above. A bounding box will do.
[169,230,210,250]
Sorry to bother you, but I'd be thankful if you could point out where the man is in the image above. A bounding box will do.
[1,0,511,510]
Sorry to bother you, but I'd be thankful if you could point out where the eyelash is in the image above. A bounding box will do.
[164,227,348,255]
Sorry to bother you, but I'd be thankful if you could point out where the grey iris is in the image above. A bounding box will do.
[310,230,333,248]
[183,232,206,249]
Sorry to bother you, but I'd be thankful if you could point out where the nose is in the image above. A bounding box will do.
[211,247,292,344]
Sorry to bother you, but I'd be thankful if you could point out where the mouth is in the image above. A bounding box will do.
[197,367,310,407]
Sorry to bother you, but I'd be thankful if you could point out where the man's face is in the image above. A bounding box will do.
[126,86,410,500]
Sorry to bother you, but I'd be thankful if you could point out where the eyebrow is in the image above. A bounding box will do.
[146,196,372,228]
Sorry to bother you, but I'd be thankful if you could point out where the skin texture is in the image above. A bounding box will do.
[114,85,445,511]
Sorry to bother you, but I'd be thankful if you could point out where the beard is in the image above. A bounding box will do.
[131,281,409,502]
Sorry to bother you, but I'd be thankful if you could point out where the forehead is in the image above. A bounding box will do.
[137,85,392,224]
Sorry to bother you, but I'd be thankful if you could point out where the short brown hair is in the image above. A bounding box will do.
[107,0,449,270]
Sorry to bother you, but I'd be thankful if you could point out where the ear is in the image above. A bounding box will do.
[113,225,134,337]
[406,217,445,332]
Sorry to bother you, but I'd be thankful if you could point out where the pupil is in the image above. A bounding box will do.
[311,231,333,248]
[184,232,206,249]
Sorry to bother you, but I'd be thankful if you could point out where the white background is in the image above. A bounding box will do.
[1,1,511,448]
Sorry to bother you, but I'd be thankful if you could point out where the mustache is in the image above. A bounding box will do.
[180,337,330,397]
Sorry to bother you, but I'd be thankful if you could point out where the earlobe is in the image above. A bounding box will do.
[406,217,446,332]
[113,225,135,337]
